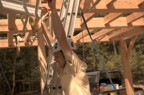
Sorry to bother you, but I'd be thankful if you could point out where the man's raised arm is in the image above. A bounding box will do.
[48,0,73,61]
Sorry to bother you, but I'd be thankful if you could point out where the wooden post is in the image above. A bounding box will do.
[37,29,49,95]
[119,35,138,95]
[28,1,48,95]
[8,13,16,47]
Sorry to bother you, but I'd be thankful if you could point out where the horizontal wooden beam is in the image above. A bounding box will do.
[81,0,143,10]
[42,0,144,13]
[104,12,123,25]
[73,35,110,43]
[75,28,115,42]
[126,12,144,24]
[109,27,135,38]
[1,12,144,32]
[74,26,144,43]
[0,39,38,48]
[80,13,96,28]
[110,27,144,41]
[76,17,144,29]
[0,19,31,32]
[0,0,41,17]
[1,17,144,32]
[73,29,95,42]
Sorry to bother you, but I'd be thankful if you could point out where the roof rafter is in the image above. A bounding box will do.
[126,12,144,24]
[110,26,144,40]
[0,0,41,16]
[77,28,116,42]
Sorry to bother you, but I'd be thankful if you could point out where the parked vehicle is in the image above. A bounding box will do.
[134,85,144,95]
[87,70,126,95]
[87,70,144,95]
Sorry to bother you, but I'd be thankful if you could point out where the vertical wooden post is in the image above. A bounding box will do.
[8,13,16,47]
[28,1,48,94]
[37,29,48,95]
[119,36,138,95]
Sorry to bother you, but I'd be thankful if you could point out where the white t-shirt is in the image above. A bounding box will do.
[60,52,91,95]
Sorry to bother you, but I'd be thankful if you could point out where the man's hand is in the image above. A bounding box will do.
[47,0,56,10]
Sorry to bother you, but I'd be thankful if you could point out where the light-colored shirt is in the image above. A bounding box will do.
[60,52,91,95]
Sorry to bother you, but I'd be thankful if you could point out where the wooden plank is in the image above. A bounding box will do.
[41,0,144,13]
[74,35,110,43]
[119,38,135,95]
[80,13,96,28]
[138,1,144,7]
[81,13,143,28]
[106,0,117,7]
[80,12,96,40]
[108,17,128,27]
[42,0,143,10]
[0,0,41,17]
[0,19,31,32]
[77,28,115,42]
[131,17,144,26]
[8,13,16,47]
[76,17,144,29]
[73,29,94,42]
[124,27,144,38]
[42,0,62,10]
[104,12,123,25]
[110,27,144,41]
[0,39,38,48]
[109,27,134,38]
[92,29,116,39]
[126,12,144,24]
[86,8,144,13]
[81,0,144,12]
[41,21,54,49]
[1,17,144,33]
[34,1,48,94]
[90,0,101,9]
[37,29,48,95]
[74,26,144,42]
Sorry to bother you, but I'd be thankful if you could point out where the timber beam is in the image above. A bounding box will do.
[126,12,144,24]
[1,17,144,32]
[42,0,144,13]
[0,39,38,48]
[75,28,115,42]
[110,27,144,40]
[74,26,144,43]
[0,19,32,32]
[0,0,41,17]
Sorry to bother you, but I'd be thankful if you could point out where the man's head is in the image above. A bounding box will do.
[53,50,66,68]
[52,37,76,67]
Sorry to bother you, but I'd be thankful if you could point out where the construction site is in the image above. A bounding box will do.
[0,0,144,95]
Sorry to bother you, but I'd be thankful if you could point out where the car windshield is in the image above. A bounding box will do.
[100,71,122,80]
[88,75,96,83]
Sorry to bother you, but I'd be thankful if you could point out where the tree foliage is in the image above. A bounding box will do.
[0,47,40,95]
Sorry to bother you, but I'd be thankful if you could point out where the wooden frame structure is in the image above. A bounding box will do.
[0,0,144,95]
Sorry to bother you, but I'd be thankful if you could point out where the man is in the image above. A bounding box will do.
[47,0,91,95]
